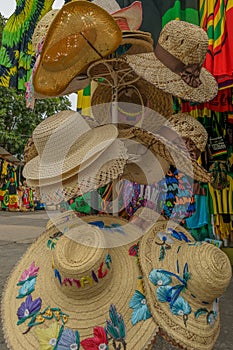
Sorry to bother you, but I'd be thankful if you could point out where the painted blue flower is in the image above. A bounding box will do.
[167,228,191,242]
[156,286,175,303]
[129,290,151,325]
[149,270,172,286]
[16,277,37,298]
[156,231,174,244]
[17,295,42,325]
[57,328,80,350]
[105,305,126,340]
[170,296,191,316]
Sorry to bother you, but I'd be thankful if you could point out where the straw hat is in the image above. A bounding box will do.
[164,113,208,152]
[27,139,129,205]
[125,20,218,103]
[139,221,232,350]
[2,214,158,350]
[23,137,38,164]
[33,1,122,97]
[22,110,119,183]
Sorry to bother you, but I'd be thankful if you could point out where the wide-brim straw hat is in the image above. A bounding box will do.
[125,20,218,103]
[23,137,38,164]
[22,110,119,183]
[33,1,122,97]
[2,214,158,350]
[139,221,232,350]
[27,139,129,205]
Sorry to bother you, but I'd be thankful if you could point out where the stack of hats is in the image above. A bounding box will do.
[2,1,232,350]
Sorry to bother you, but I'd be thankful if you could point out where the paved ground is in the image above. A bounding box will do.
[0,210,232,349]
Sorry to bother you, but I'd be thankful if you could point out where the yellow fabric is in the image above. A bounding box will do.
[214,214,232,240]
[208,176,233,214]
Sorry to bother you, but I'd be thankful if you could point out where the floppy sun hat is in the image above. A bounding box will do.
[139,221,232,350]
[2,213,159,350]
[33,0,122,97]
[22,110,119,183]
[125,20,218,103]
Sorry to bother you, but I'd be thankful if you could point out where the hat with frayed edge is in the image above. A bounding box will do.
[139,221,232,350]
[33,1,122,97]
[2,213,158,350]
[125,20,218,103]
[22,110,119,183]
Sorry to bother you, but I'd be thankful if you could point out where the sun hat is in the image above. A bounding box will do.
[33,1,122,97]
[2,213,158,350]
[125,20,218,103]
[22,110,119,183]
[26,139,129,205]
[139,221,232,350]
[164,113,208,152]
[23,137,38,164]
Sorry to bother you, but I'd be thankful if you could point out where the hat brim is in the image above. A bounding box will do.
[139,223,222,350]
[33,1,122,97]
[2,214,158,350]
[125,52,218,103]
[113,1,142,30]
[23,125,118,181]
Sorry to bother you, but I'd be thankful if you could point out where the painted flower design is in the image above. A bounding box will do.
[156,231,174,244]
[105,304,126,341]
[167,228,191,242]
[16,277,37,298]
[128,243,139,257]
[171,296,192,316]
[18,262,40,285]
[57,328,80,350]
[129,290,151,325]
[156,286,175,303]
[149,270,172,286]
[17,295,42,325]
[35,322,60,350]
[81,326,108,350]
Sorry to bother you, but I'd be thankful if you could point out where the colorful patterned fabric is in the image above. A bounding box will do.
[0,0,54,90]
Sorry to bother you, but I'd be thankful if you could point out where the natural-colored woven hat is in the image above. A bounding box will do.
[2,214,158,350]
[125,20,218,103]
[22,110,118,183]
[139,222,232,350]
[165,113,208,152]
[27,139,129,205]
[33,1,122,97]
[23,137,38,164]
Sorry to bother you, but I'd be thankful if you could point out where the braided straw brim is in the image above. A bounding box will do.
[23,124,118,181]
[125,52,218,103]
[27,139,128,205]
[33,1,122,97]
[23,137,38,164]
[132,127,212,183]
[2,214,158,350]
[139,224,232,350]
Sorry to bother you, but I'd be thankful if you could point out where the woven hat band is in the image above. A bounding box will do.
[154,43,201,88]
[52,228,113,298]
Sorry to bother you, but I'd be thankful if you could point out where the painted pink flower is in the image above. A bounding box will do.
[18,262,40,285]
[81,326,108,350]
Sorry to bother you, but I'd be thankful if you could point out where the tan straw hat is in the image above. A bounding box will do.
[125,20,218,103]
[22,110,119,183]
[33,1,122,97]
[27,139,129,205]
[23,137,38,164]
[139,221,232,350]
[2,213,158,350]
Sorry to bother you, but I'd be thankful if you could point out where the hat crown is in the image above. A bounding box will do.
[158,20,208,66]
[53,226,112,297]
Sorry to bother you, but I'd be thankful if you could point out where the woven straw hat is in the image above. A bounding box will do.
[23,137,38,164]
[27,139,129,205]
[139,222,232,350]
[125,20,218,103]
[33,1,122,97]
[22,110,118,183]
[2,214,158,350]
[165,113,208,152]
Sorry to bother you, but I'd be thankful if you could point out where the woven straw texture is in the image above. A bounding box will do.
[2,214,158,350]
[165,113,208,152]
[23,137,38,164]
[27,139,128,205]
[23,110,118,182]
[139,223,232,350]
[33,1,122,97]
[125,20,218,103]
[132,127,212,183]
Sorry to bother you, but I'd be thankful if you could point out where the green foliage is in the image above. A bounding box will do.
[0,86,71,159]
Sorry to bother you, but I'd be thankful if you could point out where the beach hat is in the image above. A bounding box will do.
[139,221,232,350]
[27,139,129,205]
[125,20,218,103]
[33,1,122,97]
[23,137,38,164]
[2,214,158,350]
[22,110,119,183]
